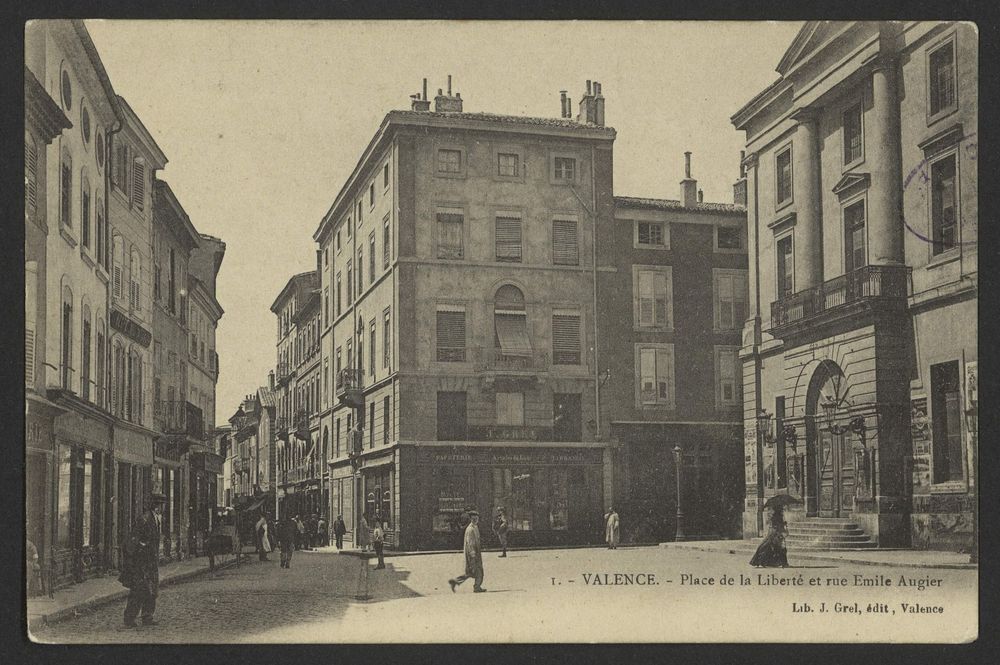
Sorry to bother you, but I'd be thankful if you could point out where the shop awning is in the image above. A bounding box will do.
[495,314,532,356]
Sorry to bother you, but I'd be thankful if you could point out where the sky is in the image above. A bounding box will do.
[84,20,803,422]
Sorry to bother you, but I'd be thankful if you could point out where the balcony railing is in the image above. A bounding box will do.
[155,400,204,439]
[337,368,364,395]
[276,361,291,384]
[473,347,549,373]
[770,265,910,335]
[294,409,309,433]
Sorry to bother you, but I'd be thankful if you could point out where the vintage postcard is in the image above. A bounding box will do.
[24,19,977,643]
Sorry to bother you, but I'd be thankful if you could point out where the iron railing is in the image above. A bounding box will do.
[155,400,204,439]
[473,347,549,372]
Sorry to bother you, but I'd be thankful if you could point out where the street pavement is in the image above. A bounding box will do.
[31,545,977,643]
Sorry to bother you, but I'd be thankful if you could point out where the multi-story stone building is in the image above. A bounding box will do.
[186,237,226,430]
[151,178,203,558]
[24,63,72,593]
[270,271,321,519]
[315,78,615,550]
[732,21,977,550]
[25,20,119,585]
[602,153,748,544]
[107,95,166,567]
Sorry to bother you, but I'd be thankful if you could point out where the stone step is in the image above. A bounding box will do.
[786,534,874,544]
[788,524,864,533]
[787,541,878,550]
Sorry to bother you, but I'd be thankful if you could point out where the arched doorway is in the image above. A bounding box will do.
[805,361,856,518]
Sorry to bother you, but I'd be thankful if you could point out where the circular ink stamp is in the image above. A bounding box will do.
[901,131,977,250]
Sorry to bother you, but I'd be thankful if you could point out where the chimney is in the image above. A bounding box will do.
[560,90,568,118]
[410,78,431,111]
[733,150,748,206]
[434,75,464,113]
[577,79,604,126]
[698,189,704,203]
[268,371,275,390]
[680,151,698,207]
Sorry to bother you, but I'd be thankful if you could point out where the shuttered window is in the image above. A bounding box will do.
[437,212,464,259]
[496,215,522,262]
[716,346,739,406]
[552,314,581,365]
[552,219,579,265]
[636,268,670,328]
[25,263,37,385]
[61,154,73,228]
[383,216,391,268]
[25,133,38,221]
[638,346,674,406]
[132,159,145,210]
[714,270,748,331]
[496,392,524,426]
[113,237,124,301]
[436,310,466,362]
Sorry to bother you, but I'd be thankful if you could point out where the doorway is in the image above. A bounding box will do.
[806,361,856,518]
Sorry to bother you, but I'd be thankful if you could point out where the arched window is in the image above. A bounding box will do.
[24,131,38,223]
[493,285,532,358]
[95,198,105,268]
[81,172,91,249]
[60,149,73,228]
[81,304,92,401]
[61,283,73,389]
[112,235,125,301]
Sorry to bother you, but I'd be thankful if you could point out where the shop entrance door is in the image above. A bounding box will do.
[816,429,855,517]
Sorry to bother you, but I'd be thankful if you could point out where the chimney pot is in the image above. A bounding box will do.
[684,151,692,179]
[447,75,452,96]
[586,80,592,96]
[423,78,428,101]
[438,88,443,96]
[698,189,704,203]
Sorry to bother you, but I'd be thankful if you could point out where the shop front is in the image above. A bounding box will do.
[407,444,606,551]
[51,396,113,587]
[188,450,223,555]
[113,421,155,569]
[329,459,356,545]
[153,439,187,560]
[26,394,63,596]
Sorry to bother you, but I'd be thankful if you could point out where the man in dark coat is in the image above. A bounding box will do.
[492,506,510,558]
[277,517,298,569]
[121,492,167,628]
[333,515,347,550]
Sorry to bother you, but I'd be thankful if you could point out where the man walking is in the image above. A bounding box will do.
[121,492,167,628]
[277,516,297,569]
[492,506,510,558]
[448,510,485,593]
[333,514,346,550]
[372,519,386,569]
[294,515,306,550]
[317,515,328,547]
[605,507,620,550]
[255,512,271,561]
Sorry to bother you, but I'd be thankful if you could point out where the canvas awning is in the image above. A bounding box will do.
[494,314,532,356]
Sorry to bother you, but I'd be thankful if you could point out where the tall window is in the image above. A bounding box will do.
[81,176,91,248]
[346,260,353,306]
[358,326,364,374]
[131,158,145,210]
[383,162,389,189]
[61,152,73,228]
[928,40,956,117]
[81,309,91,400]
[25,132,38,223]
[843,102,863,165]
[495,213,523,262]
[335,347,342,386]
[357,248,364,296]
[96,205,105,268]
[496,392,524,426]
[383,216,391,268]
[931,361,963,483]
[843,199,866,272]
[776,147,792,206]
[369,183,375,208]
[437,149,461,173]
[168,248,176,313]
[714,270,748,331]
[437,209,464,259]
[369,319,376,376]
[637,345,674,407]
[777,235,794,298]
[635,267,671,329]
[552,219,579,265]
[553,156,576,182]
[383,396,390,445]
[114,142,131,196]
[494,286,531,358]
[436,308,466,362]
[129,247,141,312]
[498,152,519,177]
[61,286,73,389]
[323,287,329,327]
[552,314,581,365]
[369,231,376,284]
[715,346,740,407]
[96,323,105,407]
[112,236,124,302]
[383,308,391,369]
[931,154,957,255]
[335,417,341,457]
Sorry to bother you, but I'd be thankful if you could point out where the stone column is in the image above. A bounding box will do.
[867,56,904,265]
[791,109,823,289]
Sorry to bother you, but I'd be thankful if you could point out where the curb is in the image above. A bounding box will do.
[660,542,978,570]
[27,559,238,633]
[303,542,663,558]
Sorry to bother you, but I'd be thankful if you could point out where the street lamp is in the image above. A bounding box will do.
[673,445,685,541]
[964,399,978,564]
[820,396,867,442]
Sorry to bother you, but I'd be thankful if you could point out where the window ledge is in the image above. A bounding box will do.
[81,250,96,269]
[926,106,958,130]
[633,326,675,334]
[925,249,961,270]
[634,243,670,251]
[714,247,744,255]
[842,156,866,173]
[59,224,78,248]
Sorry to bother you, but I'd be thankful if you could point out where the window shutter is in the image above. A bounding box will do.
[552,220,579,265]
[132,159,145,210]
[436,310,466,362]
[654,273,668,327]
[25,136,38,219]
[656,349,671,400]
[495,215,522,261]
[25,263,37,385]
[114,264,123,300]
[437,213,464,259]
[552,315,581,365]
[639,348,656,403]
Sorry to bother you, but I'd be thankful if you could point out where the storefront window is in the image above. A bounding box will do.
[511,467,532,531]
[549,468,569,530]
[81,450,93,547]
[57,445,73,549]
[432,467,473,533]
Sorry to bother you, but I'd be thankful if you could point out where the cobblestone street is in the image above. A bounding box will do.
[31,546,977,643]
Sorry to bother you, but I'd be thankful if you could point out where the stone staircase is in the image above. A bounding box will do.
[783,517,877,550]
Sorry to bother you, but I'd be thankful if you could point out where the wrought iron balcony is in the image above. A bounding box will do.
[337,368,364,407]
[276,361,292,385]
[294,409,310,438]
[473,347,549,373]
[155,400,204,440]
[770,265,910,338]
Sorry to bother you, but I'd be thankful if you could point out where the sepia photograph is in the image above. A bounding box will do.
[22,18,978,644]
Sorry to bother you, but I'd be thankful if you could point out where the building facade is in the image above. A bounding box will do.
[732,21,977,549]
[602,153,748,544]
[26,20,119,586]
[315,79,615,550]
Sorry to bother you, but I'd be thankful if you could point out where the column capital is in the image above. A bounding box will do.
[790,106,819,125]
[741,151,759,170]
[862,51,899,74]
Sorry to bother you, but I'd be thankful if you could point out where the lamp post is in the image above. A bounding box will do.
[673,445,685,541]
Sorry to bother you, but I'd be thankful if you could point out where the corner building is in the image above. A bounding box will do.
[316,81,614,550]
[732,22,977,549]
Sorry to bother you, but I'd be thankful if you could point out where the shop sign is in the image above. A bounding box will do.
[418,446,601,466]
[55,410,110,451]
[26,414,52,452]
[438,496,466,513]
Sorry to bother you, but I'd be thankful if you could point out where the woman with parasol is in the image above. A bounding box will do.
[749,494,800,568]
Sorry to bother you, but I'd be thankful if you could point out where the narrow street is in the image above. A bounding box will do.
[32,546,977,643]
